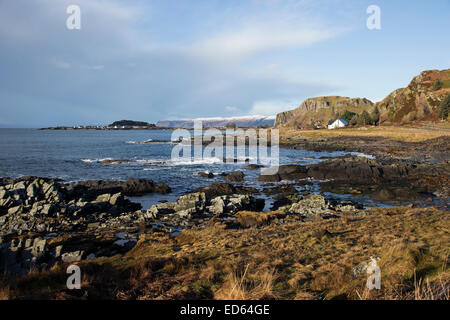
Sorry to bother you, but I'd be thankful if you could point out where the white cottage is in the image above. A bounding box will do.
[328,119,349,129]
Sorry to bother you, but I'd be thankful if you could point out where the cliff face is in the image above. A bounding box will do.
[275,96,374,128]
[274,69,450,128]
[376,69,450,123]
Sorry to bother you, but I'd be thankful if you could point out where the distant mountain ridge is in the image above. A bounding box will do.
[156,115,275,128]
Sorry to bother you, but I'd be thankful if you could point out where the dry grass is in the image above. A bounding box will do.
[279,124,450,143]
[214,265,278,300]
[0,285,10,300]
[236,211,284,227]
[2,207,449,300]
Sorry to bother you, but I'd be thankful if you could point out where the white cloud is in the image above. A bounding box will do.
[53,59,71,69]
[225,106,239,112]
[189,24,341,61]
[249,99,300,116]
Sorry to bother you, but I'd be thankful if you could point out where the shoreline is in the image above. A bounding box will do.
[1,126,449,299]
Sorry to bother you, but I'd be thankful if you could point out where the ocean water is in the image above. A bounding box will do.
[0,128,363,209]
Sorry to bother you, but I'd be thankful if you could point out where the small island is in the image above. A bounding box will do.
[39,120,166,130]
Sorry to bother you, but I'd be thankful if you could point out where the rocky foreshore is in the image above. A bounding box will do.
[1,152,449,277]
[0,173,369,275]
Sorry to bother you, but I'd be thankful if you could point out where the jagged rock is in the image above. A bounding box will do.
[192,183,258,199]
[207,194,264,215]
[109,193,122,206]
[283,194,329,216]
[173,193,207,213]
[61,251,84,263]
[0,188,8,199]
[26,181,39,198]
[41,203,56,215]
[148,202,176,217]
[31,238,47,258]
[68,178,171,197]
[8,205,22,215]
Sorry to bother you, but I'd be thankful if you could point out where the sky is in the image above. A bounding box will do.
[0,0,449,127]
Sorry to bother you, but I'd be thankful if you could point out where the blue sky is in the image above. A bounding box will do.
[0,0,449,127]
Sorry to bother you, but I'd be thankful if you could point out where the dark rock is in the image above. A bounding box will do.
[192,183,258,199]
[198,171,214,179]
[67,178,171,197]
[224,171,244,182]
[258,165,308,182]
[244,164,264,170]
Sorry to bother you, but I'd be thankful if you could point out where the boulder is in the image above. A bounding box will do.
[258,165,308,182]
[224,171,244,182]
[68,178,171,197]
[192,183,258,199]
[198,171,214,179]
[61,250,84,263]
[284,194,329,216]
[173,192,207,213]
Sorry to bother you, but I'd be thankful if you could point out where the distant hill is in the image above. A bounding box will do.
[274,69,450,128]
[376,69,450,123]
[156,115,275,128]
[108,120,155,127]
[275,96,374,128]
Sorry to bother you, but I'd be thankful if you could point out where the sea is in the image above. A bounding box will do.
[0,128,393,210]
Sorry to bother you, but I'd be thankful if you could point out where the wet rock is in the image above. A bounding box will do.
[263,184,297,196]
[192,183,258,199]
[67,178,171,197]
[198,171,214,179]
[244,164,264,170]
[98,159,132,165]
[224,171,244,182]
[258,165,308,182]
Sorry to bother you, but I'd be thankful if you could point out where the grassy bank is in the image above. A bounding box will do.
[279,123,450,143]
[1,207,448,300]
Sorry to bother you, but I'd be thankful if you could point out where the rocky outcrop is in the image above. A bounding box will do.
[191,183,259,199]
[0,178,142,236]
[257,156,449,201]
[376,69,450,123]
[148,192,264,219]
[66,178,171,197]
[274,194,361,221]
[224,171,244,182]
[258,165,308,182]
[275,96,373,128]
